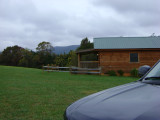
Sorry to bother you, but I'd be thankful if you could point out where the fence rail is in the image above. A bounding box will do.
[70,67,101,74]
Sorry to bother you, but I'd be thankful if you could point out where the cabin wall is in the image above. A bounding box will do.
[99,50,160,75]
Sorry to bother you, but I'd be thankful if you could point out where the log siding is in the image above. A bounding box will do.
[99,49,160,75]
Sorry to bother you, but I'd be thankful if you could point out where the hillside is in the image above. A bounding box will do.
[54,45,79,54]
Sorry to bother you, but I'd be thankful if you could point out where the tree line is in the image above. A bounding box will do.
[0,38,94,68]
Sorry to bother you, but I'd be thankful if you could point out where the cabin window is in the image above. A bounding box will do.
[130,53,138,62]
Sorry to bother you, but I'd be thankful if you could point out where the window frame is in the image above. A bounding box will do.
[130,53,139,63]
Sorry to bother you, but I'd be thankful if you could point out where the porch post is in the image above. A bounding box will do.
[98,52,100,67]
[78,53,81,67]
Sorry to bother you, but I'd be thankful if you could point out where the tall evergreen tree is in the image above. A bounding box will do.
[77,37,93,51]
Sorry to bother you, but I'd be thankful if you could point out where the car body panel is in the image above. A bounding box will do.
[66,82,160,120]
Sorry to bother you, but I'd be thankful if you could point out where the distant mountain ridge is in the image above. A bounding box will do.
[54,45,79,54]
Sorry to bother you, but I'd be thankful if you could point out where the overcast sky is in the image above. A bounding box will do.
[0,0,160,51]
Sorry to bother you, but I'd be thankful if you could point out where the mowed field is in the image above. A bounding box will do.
[0,66,137,120]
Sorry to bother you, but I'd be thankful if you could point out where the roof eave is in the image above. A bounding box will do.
[76,49,97,54]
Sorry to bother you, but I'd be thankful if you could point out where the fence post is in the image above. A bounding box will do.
[69,66,72,74]
[47,64,49,72]
[42,64,44,72]
[99,67,102,75]
[51,64,53,72]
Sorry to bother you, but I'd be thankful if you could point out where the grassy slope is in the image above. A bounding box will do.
[0,66,137,120]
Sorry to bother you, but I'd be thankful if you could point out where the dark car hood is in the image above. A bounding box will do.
[66,82,160,120]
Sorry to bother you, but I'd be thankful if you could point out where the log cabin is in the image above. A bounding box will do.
[77,37,160,76]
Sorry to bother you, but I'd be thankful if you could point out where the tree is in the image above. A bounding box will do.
[0,52,2,64]
[67,50,78,66]
[18,49,35,67]
[0,45,24,66]
[36,41,54,54]
[36,41,55,66]
[76,37,93,51]
[55,54,66,67]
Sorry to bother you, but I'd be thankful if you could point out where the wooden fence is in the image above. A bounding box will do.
[42,65,101,75]
[70,67,101,75]
[43,66,70,72]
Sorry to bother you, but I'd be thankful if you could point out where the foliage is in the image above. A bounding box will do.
[0,40,82,68]
[76,37,93,51]
[0,65,137,120]
[67,50,78,66]
[35,42,56,67]
[0,53,2,64]
[36,41,54,54]
[0,42,56,68]
[130,68,138,77]
[117,70,124,76]
[18,49,35,67]
[36,51,56,68]
[55,54,67,67]
[0,45,24,66]
[54,50,78,67]
[107,70,117,76]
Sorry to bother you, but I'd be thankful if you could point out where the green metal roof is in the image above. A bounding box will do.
[94,37,160,49]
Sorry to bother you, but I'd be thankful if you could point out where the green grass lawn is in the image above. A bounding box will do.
[0,65,138,120]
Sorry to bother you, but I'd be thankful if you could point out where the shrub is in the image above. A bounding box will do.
[117,70,124,76]
[107,70,117,76]
[130,68,138,77]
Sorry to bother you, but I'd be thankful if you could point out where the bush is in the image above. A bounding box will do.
[130,68,138,77]
[117,70,124,76]
[107,70,117,76]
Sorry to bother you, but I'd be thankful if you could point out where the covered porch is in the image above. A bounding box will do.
[76,49,99,68]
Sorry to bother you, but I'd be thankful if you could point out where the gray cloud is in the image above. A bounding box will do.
[93,0,160,13]
[0,0,160,51]
[93,0,160,27]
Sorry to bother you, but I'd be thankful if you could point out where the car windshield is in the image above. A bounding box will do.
[143,61,160,82]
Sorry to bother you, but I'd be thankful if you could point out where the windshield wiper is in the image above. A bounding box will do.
[145,77,160,80]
